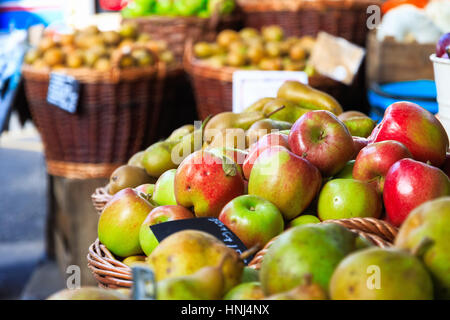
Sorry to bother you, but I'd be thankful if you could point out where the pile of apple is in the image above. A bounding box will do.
[96,86,450,299]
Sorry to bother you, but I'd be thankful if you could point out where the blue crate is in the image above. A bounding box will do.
[368,80,438,122]
[0,1,63,31]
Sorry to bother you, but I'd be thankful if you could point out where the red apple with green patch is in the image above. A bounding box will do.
[98,188,154,257]
[369,101,449,167]
[353,140,413,193]
[248,146,322,220]
[243,132,289,180]
[383,158,450,226]
[174,150,245,218]
[139,205,195,256]
[288,110,355,176]
[218,195,284,249]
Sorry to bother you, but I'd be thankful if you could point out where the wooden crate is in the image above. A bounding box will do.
[366,31,436,84]
[47,175,108,286]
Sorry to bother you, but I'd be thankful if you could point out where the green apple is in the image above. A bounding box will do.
[139,205,194,256]
[334,160,355,179]
[318,179,382,221]
[288,215,320,228]
[98,188,154,257]
[218,195,284,249]
[152,169,177,206]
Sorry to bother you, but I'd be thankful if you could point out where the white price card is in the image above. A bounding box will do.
[232,71,308,113]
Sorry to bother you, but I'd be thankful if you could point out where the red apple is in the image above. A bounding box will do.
[383,158,450,226]
[219,195,284,249]
[288,110,355,176]
[98,188,154,257]
[139,205,195,256]
[248,146,322,220]
[369,101,449,167]
[174,150,245,218]
[353,140,413,193]
[352,136,369,159]
[243,133,289,180]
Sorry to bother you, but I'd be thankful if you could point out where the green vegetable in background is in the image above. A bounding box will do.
[174,0,207,16]
[121,0,155,18]
[155,0,173,15]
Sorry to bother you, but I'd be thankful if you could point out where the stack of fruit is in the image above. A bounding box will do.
[23,23,175,71]
[193,26,316,71]
[121,0,235,18]
[91,79,449,300]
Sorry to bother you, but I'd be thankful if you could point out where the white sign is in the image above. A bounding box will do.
[232,71,308,113]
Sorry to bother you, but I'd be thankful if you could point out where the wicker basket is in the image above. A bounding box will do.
[23,48,165,179]
[87,217,397,289]
[184,40,347,120]
[123,11,243,66]
[236,0,383,47]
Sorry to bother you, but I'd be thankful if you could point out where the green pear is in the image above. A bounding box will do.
[244,97,275,113]
[142,141,179,178]
[264,276,328,300]
[128,151,145,168]
[395,197,450,299]
[330,247,434,300]
[334,160,355,179]
[241,267,260,283]
[148,230,244,293]
[204,111,265,132]
[262,98,309,123]
[246,118,292,145]
[260,223,363,295]
[224,282,265,300]
[152,169,177,206]
[288,215,320,228]
[157,262,226,300]
[109,165,155,195]
[167,124,195,142]
[342,117,377,138]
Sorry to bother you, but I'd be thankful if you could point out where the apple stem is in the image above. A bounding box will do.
[265,105,286,118]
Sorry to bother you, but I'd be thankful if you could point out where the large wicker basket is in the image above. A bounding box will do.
[23,49,165,179]
[87,217,398,289]
[236,0,383,47]
[184,40,348,120]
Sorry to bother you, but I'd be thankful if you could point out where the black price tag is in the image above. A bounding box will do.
[150,217,252,264]
[46,72,80,113]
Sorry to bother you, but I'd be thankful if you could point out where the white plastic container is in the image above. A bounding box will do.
[430,53,450,138]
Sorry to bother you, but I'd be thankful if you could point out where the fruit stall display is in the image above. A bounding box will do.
[22,24,176,178]
[235,0,383,47]
[85,78,450,299]
[185,26,348,120]
[120,0,242,65]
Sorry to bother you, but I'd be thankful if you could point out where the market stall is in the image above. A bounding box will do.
[0,0,449,303]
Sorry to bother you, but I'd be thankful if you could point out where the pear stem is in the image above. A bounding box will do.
[265,105,286,118]
[411,237,434,258]
[239,245,260,261]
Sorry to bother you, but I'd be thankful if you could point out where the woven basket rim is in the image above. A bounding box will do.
[184,40,341,87]
[237,0,384,11]
[87,217,397,288]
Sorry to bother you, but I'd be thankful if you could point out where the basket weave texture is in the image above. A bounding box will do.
[22,52,166,179]
[184,40,346,120]
[237,0,383,47]
[87,217,397,289]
